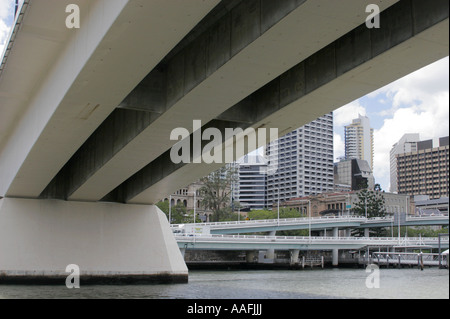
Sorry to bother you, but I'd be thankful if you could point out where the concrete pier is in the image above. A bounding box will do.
[290,249,300,266]
[332,227,339,266]
[0,198,188,284]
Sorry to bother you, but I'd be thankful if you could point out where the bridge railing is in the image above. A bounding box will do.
[171,214,448,229]
[174,234,449,245]
[371,252,444,266]
[172,215,367,228]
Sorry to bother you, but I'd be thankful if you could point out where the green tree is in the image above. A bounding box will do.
[199,166,237,222]
[351,188,387,237]
[156,200,199,224]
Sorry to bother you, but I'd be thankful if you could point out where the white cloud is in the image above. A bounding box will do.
[0,1,13,20]
[371,57,449,191]
[333,133,345,161]
[333,100,367,128]
[0,0,14,57]
[0,0,13,58]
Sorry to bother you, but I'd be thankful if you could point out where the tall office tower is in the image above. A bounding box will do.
[397,136,449,199]
[344,115,374,170]
[389,133,420,193]
[265,113,334,207]
[232,155,267,211]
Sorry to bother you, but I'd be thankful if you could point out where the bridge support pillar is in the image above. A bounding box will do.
[0,198,188,284]
[246,251,258,263]
[332,227,339,266]
[264,231,277,262]
[290,250,300,265]
[333,227,339,238]
[332,249,339,267]
[364,228,370,238]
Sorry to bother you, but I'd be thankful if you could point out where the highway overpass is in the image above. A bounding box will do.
[175,234,449,251]
[174,215,449,235]
[0,0,448,283]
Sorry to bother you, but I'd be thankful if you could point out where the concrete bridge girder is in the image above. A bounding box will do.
[118,0,448,204]
[0,0,222,199]
[39,0,401,203]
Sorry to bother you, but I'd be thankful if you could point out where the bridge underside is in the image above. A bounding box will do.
[50,0,448,205]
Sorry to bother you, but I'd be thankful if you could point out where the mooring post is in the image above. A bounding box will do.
[419,252,424,271]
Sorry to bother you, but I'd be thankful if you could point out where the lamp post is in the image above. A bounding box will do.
[168,195,172,225]
[297,199,311,238]
[277,188,280,226]
[187,191,197,226]
[365,196,368,219]
[309,200,311,238]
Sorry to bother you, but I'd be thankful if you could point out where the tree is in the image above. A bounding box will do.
[199,165,237,222]
[351,188,387,237]
[156,200,197,224]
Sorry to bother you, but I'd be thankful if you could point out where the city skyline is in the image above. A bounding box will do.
[334,56,449,192]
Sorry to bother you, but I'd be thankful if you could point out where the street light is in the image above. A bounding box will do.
[309,200,311,238]
[187,191,196,226]
[297,199,311,238]
[365,197,368,219]
[277,188,280,226]
[168,195,172,225]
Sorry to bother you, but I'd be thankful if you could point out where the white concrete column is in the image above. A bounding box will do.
[290,249,300,265]
[333,227,339,238]
[364,228,370,238]
[0,198,188,284]
[332,249,339,266]
[246,251,258,263]
[332,227,339,266]
[265,231,276,261]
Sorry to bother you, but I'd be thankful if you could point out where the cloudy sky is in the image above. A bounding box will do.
[0,1,14,57]
[334,57,449,191]
[1,1,449,193]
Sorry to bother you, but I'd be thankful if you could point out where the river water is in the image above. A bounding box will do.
[0,268,448,299]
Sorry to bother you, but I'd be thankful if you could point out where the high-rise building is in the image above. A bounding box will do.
[232,154,267,211]
[390,133,420,193]
[265,113,334,207]
[396,136,449,199]
[344,115,374,170]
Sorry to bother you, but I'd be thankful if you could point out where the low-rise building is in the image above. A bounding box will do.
[279,191,413,218]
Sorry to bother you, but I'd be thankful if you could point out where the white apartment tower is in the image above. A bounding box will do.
[389,133,420,193]
[344,115,374,170]
[232,155,267,211]
[266,113,334,206]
